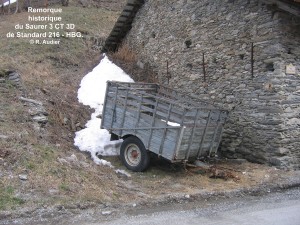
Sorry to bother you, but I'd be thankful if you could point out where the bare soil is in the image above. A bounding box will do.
[0,1,299,223]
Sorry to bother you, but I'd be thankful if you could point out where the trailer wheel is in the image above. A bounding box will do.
[120,136,150,172]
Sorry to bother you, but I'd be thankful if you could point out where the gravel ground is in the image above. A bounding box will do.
[1,170,299,225]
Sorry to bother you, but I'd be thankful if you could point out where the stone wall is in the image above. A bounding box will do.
[125,0,300,169]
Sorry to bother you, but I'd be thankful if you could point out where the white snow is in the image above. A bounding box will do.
[166,121,181,127]
[161,119,181,127]
[0,0,17,7]
[115,169,132,178]
[74,54,133,167]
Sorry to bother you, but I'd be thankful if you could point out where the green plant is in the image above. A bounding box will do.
[59,183,70,192]
[37,145,56,161]
[25,162,36,170]
[5,79,16,89]
[0,186,25,210]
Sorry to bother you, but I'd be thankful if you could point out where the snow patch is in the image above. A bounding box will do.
[115,169,132,178]
[0,0,17,7]
[74,54,133,166]
[161,119,181,127]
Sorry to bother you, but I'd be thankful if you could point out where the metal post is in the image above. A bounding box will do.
[166,60,171,84]
[202,53,206,82]
[251,42,254,79]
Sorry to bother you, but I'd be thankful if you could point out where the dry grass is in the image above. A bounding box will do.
[0,2,125,210]
[111,44,137,63]
[109,43,158,83]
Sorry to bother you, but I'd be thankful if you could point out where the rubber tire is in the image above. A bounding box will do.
[120,136,150,172]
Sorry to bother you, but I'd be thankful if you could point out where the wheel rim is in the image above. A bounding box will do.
[124,143,141,167]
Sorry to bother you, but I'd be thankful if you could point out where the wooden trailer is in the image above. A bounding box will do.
[101,81,228,171]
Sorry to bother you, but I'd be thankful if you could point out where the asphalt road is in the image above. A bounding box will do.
[2,188,300,225]
[84,188,300,225]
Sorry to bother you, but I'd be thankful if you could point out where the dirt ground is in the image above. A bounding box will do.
[0,1,300,222]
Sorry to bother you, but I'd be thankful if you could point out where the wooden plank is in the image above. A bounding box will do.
[261,0,300,17]
[176,125,218,159]
[106,96,218,128]
[126,0,138,4]
[196,111,212,158]
[110,82,225,114]
[118,126,178,161]
[147,100,159,149]
[119,129,176,160]
[119,89,129,137]
[112,82,158,89]
[107,106,180,137]
[276,1,300,16]
[176,140,213,159]
[208,113,221,156]
[158,85,215,109]
[103,0,144,52]
[158,88,210,109]
[107,92,186,122]
[120,11,132,17]
[126,0,144,5]
[107,90,215,122]
[100,82,111,129]
[125,89,187,110]
[107,100,197,126]
[110,31,122,36]
[185,108,200,160]
[123,5,135,11]
[158,104,172,155]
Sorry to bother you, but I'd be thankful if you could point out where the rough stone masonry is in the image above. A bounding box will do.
[125,0,300,169]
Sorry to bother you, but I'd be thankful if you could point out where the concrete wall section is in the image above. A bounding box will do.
[125,0,300,169]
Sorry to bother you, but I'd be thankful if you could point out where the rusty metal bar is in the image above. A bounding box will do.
[251,42,254,79]
[202,52,206,82]
[167,60,171,84]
